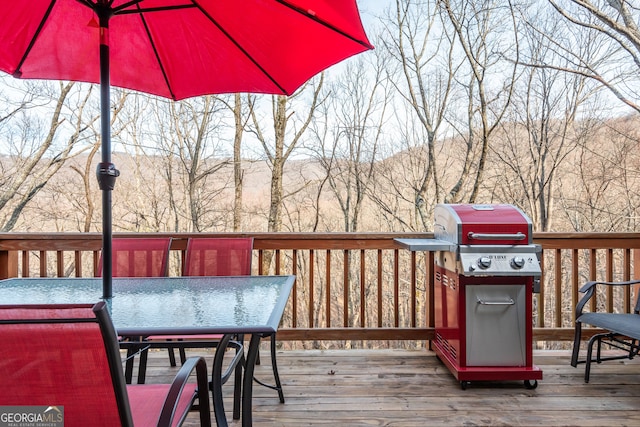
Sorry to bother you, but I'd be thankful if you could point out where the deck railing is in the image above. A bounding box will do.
[1,232,639,348]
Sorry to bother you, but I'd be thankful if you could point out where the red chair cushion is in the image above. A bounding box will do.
[127,384,198,427]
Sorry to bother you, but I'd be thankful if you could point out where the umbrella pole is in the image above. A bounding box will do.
[96,10,119,299]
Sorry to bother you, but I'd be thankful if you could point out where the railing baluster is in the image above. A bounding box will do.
[377,249,382,328]
[39,250,47,277]
[75,251,82,277]
[624,248,631,313]
[393,249,400,328]
[57,250,64,277]
[325,249,331,328]
[292,249,298,327]
[410,250,416,328]
[309,249,314,329]
[343,250,349,328]
[607,248,614,312]
[555,249,562,328]
[360,249,365,328]
[571,249,578,327]
[22,250,30,277]
[589,249,597,313]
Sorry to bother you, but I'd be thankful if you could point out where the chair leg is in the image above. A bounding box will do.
[252,332,285,403]
[628,339,636,358]
[138,348,149,384]
[585,333,600,383]
[570,322,582,367]
[164,340,186,366]
[167,347,177,367]
[124,346,136,384]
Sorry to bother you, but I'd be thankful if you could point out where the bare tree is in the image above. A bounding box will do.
[0,80,94,231]
[155,96,231,232]
[249,79,324,234]
[66,89,127,232]
[311,54,390,233]
[491,3,597,231]
[378,0,456,229]
[546,0,640,113]
[559,114,640,232]
[219,93,254,232]
[441,0,519,203]
[232,94,246,231]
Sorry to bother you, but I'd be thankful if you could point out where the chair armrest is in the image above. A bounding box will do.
[576,280,640,317]
[157,356,210,427]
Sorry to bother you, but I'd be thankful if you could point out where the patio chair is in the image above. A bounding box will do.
[98,237,179,381]
[570,279,640,382]
[0,302,211,427]
[146,237,256,419]
[180,237,285,403]
[98,237,172,278]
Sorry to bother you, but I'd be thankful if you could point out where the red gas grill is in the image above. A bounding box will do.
[398,204,543,389]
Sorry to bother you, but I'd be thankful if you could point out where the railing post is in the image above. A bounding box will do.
[0,250,18,279]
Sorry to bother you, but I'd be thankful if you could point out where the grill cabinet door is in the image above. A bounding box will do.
[465,284,526,366]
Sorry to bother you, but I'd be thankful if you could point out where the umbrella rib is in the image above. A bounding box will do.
[192,1,289,95]
[13,0,58,77]
[133,4,178,100]
[115,4,196,15]
[112,0,143,13]
[276,0,374,50]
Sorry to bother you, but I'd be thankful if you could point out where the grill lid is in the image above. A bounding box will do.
[434,204,540,276]
[395,204,542,277]
[434,204,533,245]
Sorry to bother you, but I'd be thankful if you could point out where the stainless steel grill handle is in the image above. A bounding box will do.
[467,232,526,241]
[476,297,515,306]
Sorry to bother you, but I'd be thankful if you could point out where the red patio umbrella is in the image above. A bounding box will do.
[0,0,373,298]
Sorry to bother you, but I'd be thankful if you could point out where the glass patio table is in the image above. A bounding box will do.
[0,275,295,427]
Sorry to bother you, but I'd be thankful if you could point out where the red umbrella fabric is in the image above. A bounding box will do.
[0,0,373,99]
[0,0,373,298]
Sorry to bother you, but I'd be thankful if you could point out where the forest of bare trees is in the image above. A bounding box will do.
[1,0,640,237]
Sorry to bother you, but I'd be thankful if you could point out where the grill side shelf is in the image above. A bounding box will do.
[394,238,457,252]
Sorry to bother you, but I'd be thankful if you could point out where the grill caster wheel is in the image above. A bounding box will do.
[524,380,538,389]
[460,381,470,390]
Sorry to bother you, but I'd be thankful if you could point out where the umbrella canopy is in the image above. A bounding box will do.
[0,0,373,298]
[1,0,373,99]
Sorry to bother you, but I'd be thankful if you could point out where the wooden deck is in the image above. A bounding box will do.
[142,348,640,426]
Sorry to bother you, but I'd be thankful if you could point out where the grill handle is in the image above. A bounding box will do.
[476,297,515,306]
[467,232,526,241]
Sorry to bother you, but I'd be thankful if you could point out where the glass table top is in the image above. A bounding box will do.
[0,276,295,335]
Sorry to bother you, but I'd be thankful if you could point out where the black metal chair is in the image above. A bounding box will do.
[181,237,285,404]
[570,279,640,382]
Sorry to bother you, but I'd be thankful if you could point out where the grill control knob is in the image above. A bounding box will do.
[477,257,492,269]
[511,256,526,269]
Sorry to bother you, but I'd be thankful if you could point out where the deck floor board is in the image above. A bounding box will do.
[138,348,640,426]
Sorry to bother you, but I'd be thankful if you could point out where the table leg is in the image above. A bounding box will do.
[242,334,262,427]
[211,334,233,427]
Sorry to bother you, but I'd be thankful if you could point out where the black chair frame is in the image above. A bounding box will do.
[570,279,640,382]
